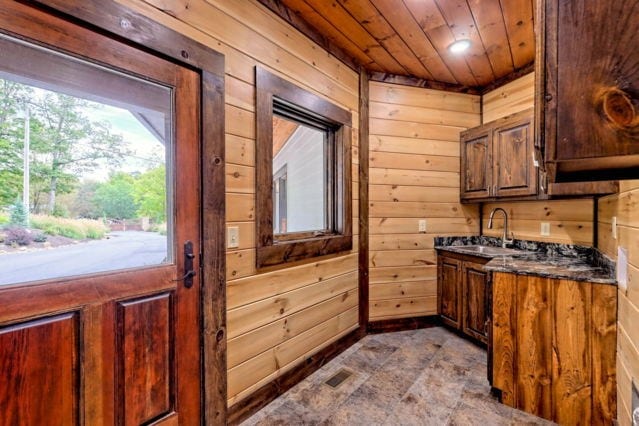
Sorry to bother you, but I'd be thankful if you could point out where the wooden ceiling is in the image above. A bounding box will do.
[273,0,536,88]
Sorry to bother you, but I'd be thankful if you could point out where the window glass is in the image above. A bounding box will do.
[272,114,327,235]
[0,33,172,286]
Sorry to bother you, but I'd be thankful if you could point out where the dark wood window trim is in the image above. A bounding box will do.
[255,66,352,268]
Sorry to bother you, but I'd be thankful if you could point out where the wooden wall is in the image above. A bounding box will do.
[481,200,594,246]
[481,73,594,246]
[482,72,535,123]
[122,0,360,406]
[598,180,639,426]
[368,81,481,321]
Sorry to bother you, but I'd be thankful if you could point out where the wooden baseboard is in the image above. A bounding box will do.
[227,329,363,425]
[367,315,441,334]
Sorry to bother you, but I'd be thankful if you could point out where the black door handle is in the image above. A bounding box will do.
[173,241,196,288]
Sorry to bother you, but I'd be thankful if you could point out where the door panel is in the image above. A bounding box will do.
[118,293,173,425]
[0,3,201,424]
[0,313,79,426]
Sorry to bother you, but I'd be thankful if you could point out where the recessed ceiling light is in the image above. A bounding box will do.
[449,39,471,54]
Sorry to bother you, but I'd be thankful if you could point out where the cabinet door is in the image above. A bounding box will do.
[460,127,492,201]
[493,114,537,198]
[543,1,639,181]
[462,261,490,344]
[437,256,462,329]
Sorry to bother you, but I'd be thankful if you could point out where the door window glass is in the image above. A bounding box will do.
[0,33,173,286]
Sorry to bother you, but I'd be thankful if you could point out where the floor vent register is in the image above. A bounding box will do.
[324,369,353,389]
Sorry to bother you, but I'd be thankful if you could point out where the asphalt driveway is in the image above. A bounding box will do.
[0,231,168,286]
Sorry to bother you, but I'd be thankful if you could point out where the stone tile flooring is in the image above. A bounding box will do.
[242,327,555,425]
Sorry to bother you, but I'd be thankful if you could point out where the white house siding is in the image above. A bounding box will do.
[273,125,325,233]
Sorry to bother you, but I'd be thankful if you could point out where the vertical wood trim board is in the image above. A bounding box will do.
[598,179,639,425]
[126,0,361,407]
[358,69,370,334]
[368,81,481,321]
[481,74,595,247]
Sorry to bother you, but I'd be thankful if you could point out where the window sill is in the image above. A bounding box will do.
[257,234,352,268]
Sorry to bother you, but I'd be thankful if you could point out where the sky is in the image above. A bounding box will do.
[6,78,167,183]
[84,103,166,181]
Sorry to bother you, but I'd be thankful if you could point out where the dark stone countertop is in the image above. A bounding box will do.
[435,236,616,285]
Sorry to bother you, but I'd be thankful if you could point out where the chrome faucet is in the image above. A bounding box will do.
[488,207,514,248]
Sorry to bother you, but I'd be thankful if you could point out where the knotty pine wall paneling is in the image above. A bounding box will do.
[481,73,595,246]
[122,0,360,406]
[368,81,481,321]
[598,180,639,426]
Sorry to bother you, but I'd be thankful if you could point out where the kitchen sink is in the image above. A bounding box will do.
[452,245,525,256]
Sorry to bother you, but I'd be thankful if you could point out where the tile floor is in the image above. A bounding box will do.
[242,327,555,425]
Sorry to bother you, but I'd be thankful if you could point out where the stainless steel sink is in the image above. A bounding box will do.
[452,245,525,256]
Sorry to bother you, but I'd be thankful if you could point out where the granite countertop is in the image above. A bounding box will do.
[435,236,616,285]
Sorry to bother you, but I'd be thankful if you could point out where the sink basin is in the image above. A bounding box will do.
[452,245,525,256]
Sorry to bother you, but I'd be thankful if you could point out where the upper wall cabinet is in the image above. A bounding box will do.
[539,0,639,182]
[461,109,537,203]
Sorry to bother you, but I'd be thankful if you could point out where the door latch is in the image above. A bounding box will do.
[173,240,196,288]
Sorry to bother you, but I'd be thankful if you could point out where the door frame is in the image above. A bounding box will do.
[26,0,228,422]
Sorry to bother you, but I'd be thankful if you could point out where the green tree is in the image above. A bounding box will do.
[133,165,166,222]
[29,93,129,214]
[69,180,101,219]
[93,172,138,220]
[0,80,31,208]
[9,199,27,227]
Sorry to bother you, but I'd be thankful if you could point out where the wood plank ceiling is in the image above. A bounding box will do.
[275,0,535,88]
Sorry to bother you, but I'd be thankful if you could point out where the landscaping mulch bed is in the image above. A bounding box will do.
[0,231,80,254]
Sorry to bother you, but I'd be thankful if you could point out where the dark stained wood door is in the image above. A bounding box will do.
[493,113,537,198]
[461,261,489,344]
[460,127,492,201]
[0,3,201,425]
[437,255,462,329]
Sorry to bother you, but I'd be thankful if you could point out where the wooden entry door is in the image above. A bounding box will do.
[0,3,201,425]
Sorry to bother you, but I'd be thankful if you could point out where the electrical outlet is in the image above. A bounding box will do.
[227,226,239,248]
[418,219,427,233]
[612,216,617,239]
[540,222,551,236]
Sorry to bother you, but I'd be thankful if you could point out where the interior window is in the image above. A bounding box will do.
[0,33,173,285]
[255,66,352,267]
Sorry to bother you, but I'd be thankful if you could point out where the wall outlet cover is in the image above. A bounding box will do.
[612,216,618,239]
[227,226,239,249]
[418,219,427,233]
[540,222,551,236]
[618,247,628,291]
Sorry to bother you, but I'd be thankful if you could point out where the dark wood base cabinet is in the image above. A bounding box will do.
[437,252,490,345]
[491,272,617,425]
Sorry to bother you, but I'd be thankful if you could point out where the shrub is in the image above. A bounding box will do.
[0,212,9,226]
[52,204,69,218]
[30,215,108,240]
[9,201,28,227]
[149,222,167,236]
[33,232,48,243]
[4,226,33,246]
